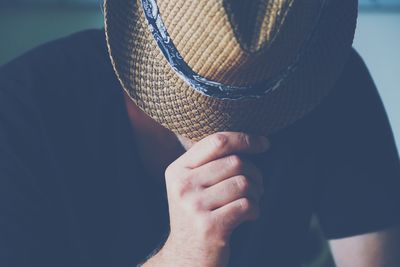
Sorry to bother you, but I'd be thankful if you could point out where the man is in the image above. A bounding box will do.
[1,0,399,267]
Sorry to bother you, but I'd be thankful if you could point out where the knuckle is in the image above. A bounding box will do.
[239,198,251,212]
[219,214,233,234]
[211,213,232,237]
[238,133,251,147]
[235,175,249,192]
[164,165,180,193]
[165,163,186,181]
[228,155,243,171]
[211,133,228,149]
[190,196,204,212]
[164,164,174,180]
[177,176,195,197]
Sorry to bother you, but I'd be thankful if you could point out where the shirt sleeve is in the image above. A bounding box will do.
[314,48,400,240]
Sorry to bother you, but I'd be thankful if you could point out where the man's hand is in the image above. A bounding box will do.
[142,132,269,267]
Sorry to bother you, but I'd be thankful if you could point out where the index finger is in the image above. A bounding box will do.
[174,132,270,169]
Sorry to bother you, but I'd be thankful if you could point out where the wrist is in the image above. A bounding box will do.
[161,236,230,267]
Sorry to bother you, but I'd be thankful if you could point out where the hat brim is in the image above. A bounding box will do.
[104,0,357,141]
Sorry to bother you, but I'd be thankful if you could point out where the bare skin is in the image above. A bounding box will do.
[329,223,400,267]
[123,92,269,267]
[123,93,188,181]
[123,92,400,267]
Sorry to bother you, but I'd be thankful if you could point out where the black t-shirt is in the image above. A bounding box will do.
[1,29,399,267]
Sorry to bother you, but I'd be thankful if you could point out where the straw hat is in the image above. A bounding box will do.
[104,0,358,141]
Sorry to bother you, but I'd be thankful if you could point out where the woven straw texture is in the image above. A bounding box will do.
[105,0,357,141]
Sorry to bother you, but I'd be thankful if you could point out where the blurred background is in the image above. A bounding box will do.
[0,0,398,150]
[0,1,399,267]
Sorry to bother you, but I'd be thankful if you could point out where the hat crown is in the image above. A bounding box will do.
[223,0,293,53]
[155,0,324,86]
[104,0,358,140]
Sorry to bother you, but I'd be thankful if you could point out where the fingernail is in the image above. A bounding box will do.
[259,136,270,150]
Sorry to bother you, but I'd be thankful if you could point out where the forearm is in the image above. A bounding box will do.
[137,245,164,267]
[139,236,230,267]
[329,227,400,267]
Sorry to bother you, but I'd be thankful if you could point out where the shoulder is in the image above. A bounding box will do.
[315,47,379,123]
[0,28,120,121]
[0,28,117,98]
[308,47,399,166]
[296,47,394,144]
[0,28,121,149]
[306,50,400,239]
[1,28,108,72]
[282,47,393,157]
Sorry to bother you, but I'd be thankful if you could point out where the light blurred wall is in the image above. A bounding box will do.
[0,3,103,64]
[353,11,400,150]
[0,1,399,150]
